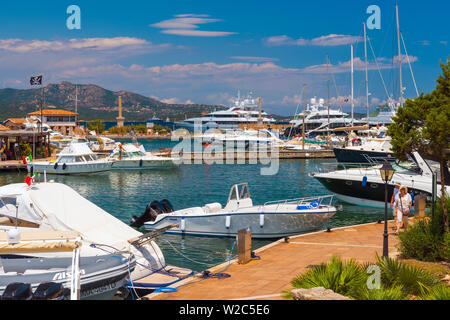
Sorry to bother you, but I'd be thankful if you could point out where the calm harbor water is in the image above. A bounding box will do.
[0,139,386,272]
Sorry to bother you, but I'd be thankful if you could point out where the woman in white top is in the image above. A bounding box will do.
[394,186,412,233]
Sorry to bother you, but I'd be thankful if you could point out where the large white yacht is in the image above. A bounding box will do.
[176,92,276,131]
[290,97,366,135]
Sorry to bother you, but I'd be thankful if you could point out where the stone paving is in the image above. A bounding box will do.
[145,220,400,300]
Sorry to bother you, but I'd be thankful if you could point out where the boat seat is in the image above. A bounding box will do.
[183,207,204,215]
[203,202,222,213]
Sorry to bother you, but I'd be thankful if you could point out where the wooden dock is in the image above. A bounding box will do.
[144,220,401,301]
[0,157,56,172]
[177,149,335,162]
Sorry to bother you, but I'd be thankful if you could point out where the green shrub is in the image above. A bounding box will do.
[290,255,367,299]
[398,197,449,262]
[419,284,450,300]
[358,285,407,300]
[287,255,445,300]
[375,255,441,296]
[108,125,130,135]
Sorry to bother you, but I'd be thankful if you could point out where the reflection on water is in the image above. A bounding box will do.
[0,140,386,272]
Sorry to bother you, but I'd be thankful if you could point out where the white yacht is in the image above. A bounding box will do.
[332,127,395,163]
[176,92,276,131]
[310,152,450,208]
[28,142,112,174]
[131,183,337,238]
[204,129,285,150]
[109,143,179,169]
[290,97,365,135]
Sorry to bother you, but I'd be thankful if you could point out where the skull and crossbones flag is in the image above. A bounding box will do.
[30,75,43,86]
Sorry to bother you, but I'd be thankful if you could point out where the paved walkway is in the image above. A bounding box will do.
[145,220,400,300]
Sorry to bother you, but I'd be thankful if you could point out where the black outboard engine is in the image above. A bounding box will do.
[2,282,33,300]
[130,200,164,228]
[160,199,174,213]
[32,282,65,300]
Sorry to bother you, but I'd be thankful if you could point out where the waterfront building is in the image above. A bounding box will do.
[27,108,78,135]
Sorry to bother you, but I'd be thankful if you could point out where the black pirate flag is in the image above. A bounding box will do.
[30,75,42,86]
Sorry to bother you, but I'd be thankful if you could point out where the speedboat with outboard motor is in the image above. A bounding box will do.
[27,142,112,174]
[108,143,179,169]
[0,181,173,298]
[310,152,450,208]
[130,183,337,238]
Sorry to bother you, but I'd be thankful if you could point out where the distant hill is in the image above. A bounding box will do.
[0,81,225,121]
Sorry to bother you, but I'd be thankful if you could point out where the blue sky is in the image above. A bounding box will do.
[0,0,448,115]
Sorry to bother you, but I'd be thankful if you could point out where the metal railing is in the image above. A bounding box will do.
[263,195,335,212]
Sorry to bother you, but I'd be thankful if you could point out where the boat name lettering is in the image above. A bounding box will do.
[52,269,86,281]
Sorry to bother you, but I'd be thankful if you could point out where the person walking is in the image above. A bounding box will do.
[395,186,412,232]
[390,182,401,226]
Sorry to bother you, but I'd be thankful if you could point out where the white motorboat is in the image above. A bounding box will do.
[206,129,285,150]
[109,143,179,169]
[310,152,450,208]
[0,181,170,299]
[131,183,337,238]
[333,128,395,163]
[27,142,112,174]
[89,136,118,153]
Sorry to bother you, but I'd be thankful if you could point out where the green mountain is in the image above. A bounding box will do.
[0,81,224,121]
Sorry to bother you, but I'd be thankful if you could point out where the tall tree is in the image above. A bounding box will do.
[388,59,450,231]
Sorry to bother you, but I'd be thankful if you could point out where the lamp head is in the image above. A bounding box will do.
[379,161,395,182]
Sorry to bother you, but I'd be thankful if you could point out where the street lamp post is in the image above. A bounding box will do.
[379,161,395,258]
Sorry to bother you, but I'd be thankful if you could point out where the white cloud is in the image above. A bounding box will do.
[151,14,237,37]
[0,37,169,53]
[264,34,363,47]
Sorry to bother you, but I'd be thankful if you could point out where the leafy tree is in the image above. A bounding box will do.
[388,59,450,231]
[87,120,105,134]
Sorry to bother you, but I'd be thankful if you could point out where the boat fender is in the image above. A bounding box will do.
[259,213,264,228]
[139,159,143,167]
[62,163,67,170]
[0,139,5,153]
[180,217,185,232]
[54,162,58,169]
[362,176,367,187]
[225,214,231,229]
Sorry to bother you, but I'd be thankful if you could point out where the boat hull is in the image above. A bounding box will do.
[313,175,429,208]
[143,210,336,238]
[28,162,112,174]
[333,147,395,163]
[0,254,135,300]
[111,159,177,169]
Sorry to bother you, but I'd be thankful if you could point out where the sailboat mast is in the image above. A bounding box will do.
[351,44,354,126]
[396,5,403,108]
[363,22,369,125]
[326,54,330,129]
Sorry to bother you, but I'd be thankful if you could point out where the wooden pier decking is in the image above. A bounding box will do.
[144,220,400,300]
[174,149,335,162]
